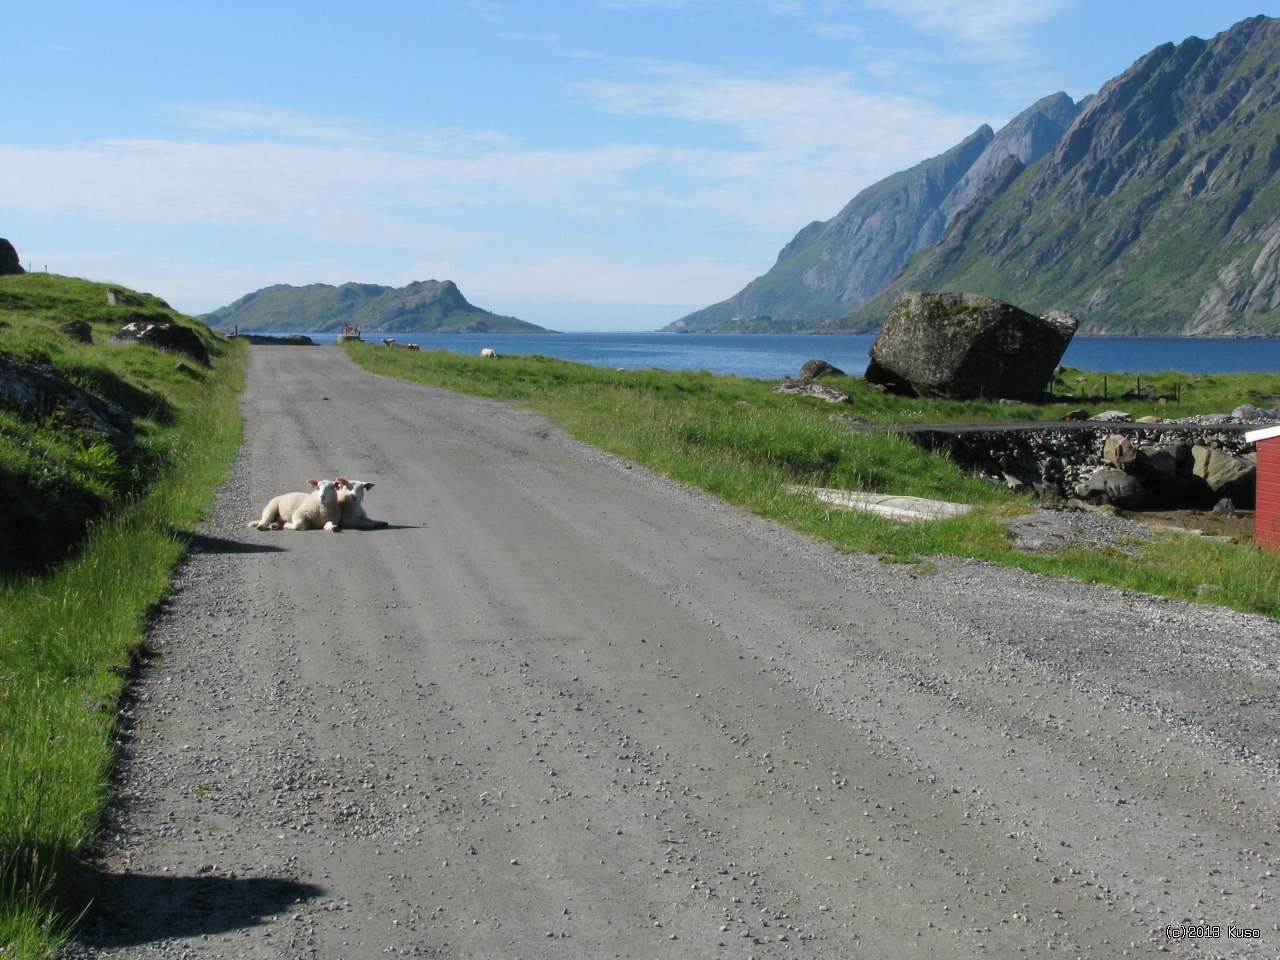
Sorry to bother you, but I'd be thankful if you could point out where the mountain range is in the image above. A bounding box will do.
[203,280,550,335]
[668,15,1280,338]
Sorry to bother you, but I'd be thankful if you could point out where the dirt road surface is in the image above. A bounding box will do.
[72,345,1279,958]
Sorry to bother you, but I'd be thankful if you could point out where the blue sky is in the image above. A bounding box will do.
[3,1,1277,331]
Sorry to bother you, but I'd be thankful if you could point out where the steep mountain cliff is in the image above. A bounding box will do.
[840,15,1280,337]
[203,280,550,334]
[666,93,1081,331]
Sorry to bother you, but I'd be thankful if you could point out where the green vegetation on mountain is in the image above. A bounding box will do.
[840,15,1280,337]
[203,279,550,335]
[1,273,244,956]
[673,15,1280,338]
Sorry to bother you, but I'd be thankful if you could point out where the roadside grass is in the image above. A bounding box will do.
[0,273,246,958]
[346,342,1280,620]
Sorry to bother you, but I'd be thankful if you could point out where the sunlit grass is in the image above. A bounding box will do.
[0,273,246,958]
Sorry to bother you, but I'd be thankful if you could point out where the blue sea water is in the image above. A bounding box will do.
[255,331,1280,380]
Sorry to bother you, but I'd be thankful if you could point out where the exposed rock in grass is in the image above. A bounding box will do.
[109,321,210,367]
[798,359,846,380]
[771,380,851,403]
[57,319,93,344]
[0,354,135,448]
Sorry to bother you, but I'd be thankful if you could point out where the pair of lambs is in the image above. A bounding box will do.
[248,478,386,532]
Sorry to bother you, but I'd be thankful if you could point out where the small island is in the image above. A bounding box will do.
[203,279,552,335]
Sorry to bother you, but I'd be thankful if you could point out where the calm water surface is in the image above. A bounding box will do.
[257,331,1279,379]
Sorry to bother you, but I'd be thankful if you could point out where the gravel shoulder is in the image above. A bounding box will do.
[69,345,1279,959]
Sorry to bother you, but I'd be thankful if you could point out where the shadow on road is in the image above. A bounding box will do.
[73,871,326,948]
[186,533,285,554]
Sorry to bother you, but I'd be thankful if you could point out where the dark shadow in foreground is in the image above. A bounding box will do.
[72,871,326,948]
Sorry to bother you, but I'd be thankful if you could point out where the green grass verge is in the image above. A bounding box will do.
[0,274,247,958]
[345,342,1280,620]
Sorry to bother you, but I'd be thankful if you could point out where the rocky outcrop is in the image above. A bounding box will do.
[109,321,210,367]
[1187,218,1280,335]
[864,292,1077,402]
[0,238,22,275]
[0,355,135,448]
[937,92,1084,224]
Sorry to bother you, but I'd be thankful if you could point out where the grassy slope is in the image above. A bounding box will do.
[345,342,1280,621]
[0,274,246,958]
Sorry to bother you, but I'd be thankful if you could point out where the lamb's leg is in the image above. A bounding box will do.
[248,501,281,530]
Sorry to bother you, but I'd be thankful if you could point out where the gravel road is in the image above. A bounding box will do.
[70,345,1279,959]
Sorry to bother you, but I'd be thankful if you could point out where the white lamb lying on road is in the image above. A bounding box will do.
[247,479,341,531]
[335,478,389,530]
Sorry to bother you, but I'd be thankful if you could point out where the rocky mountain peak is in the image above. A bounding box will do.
[667,90,1079,331]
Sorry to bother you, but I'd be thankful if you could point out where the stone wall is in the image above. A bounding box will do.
[874,420,1258,510]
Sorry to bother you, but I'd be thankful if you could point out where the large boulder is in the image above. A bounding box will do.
[1102,434,1139,473]
[0,355,135,448]
[1191,445,1256,508]
[865,292,1077,401]
[0,238,23,275]
[109,321,210,367]
[1076,467,1145,509]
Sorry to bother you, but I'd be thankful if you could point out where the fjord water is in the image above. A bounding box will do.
[271,331,1278,379]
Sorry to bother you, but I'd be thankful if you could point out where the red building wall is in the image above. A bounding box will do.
[1258,437,1280,554]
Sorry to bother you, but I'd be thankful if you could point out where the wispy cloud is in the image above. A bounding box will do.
[0,13,994,318]
[3,56,980,236]
[575,61,980,157]
[858,0,1076,55]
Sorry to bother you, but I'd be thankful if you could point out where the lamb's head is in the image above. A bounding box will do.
[308,478,338,503]
[336,477,373,504]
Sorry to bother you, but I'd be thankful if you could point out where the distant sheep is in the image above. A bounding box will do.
[248,479,341,532]
[335,478,389,530]
[382,338,396,347]
[480,347,497,358]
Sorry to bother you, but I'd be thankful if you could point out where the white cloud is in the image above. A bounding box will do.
[0,50,988,320]
[577,61,980,158]
[858,0,1076,55]
[2,60,980,241]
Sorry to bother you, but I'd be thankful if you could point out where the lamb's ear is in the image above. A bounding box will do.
[336,477,349,488]
[308,479,319,487]
[364,483,374,490]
